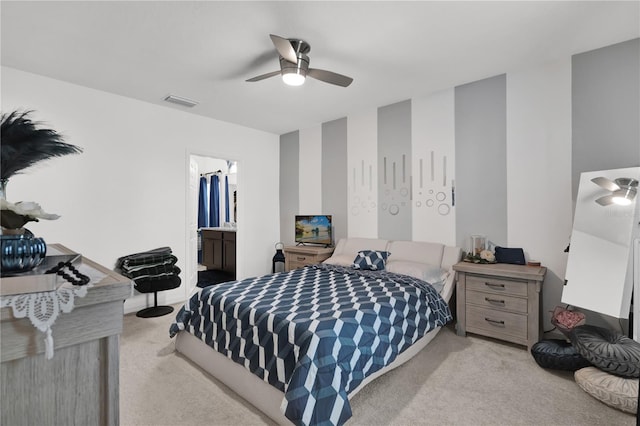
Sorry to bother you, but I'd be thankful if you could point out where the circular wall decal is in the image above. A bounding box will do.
[416,201,422,207]
[389,204,400,215]
[436,191,446,201]
[426,199,434,207]
[351,206,360,216]
[400,187,409,197]
[438,204,450,215]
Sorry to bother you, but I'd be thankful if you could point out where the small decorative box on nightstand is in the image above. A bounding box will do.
[453,262,546,349]
[283,246,334,272]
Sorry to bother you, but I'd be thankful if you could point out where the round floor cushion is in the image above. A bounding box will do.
[530,339,591,371]
[575,367,638,414]
[569,325,640,378]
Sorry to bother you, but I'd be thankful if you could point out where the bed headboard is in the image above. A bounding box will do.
[326,238,462,271]
[442,246,463,271]
[325,238,390,266]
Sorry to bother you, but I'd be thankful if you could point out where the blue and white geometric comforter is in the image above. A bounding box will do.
[169,264,452,426]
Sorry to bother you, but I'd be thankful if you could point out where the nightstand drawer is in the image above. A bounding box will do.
[284,246,334,272]
[283,246,334,272]
[466,305,528,337]
[466,275,527,297]
[288,260,309,270]
[292,254,312,263]
[466,290,528,313]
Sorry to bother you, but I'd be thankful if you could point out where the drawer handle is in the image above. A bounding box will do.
[485,282,505,289]
[485,297,505,305]
[296,256,306,261]
[484,318,505,326]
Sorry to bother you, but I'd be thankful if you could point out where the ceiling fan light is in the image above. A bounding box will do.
[611,188,636,206]
[612,197,632,206]
[280,51,308,86]
[282,71,305,86]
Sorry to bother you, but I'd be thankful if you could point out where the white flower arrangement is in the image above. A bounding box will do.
[464,248,497,264]
[479,249,495,262]
[0,198,60,231]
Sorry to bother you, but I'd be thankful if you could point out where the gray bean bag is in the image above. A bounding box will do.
[575,367,638,414]
[530,339,591,371]
[569,325,640,378]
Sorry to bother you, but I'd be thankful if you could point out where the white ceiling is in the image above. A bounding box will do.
[2,1,638,135]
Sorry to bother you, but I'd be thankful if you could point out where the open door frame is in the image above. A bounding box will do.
[185,152,238,297]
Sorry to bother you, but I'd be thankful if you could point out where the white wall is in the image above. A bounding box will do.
[2,67,280,314]
[506,59,573,327]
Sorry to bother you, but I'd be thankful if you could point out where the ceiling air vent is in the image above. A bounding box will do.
[163,94,198,108]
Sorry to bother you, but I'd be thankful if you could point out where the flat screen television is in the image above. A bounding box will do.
[295,215,332,246]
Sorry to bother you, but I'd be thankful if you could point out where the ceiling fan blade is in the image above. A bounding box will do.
[307,68,353,87]
[591,176,620,192]
[595,195,615,206]
[270,34,298,64]
[246,70,281,82]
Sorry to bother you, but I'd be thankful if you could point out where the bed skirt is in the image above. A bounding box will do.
[175,325,443,424]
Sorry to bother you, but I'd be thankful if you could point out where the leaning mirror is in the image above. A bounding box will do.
[562,167,639,321]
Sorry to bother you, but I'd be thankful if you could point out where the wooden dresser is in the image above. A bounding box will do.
[284,246,334,271]
[453,262,546,349]
[0,244,132,426]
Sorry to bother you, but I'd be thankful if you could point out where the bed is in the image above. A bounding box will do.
[169,238,462,425]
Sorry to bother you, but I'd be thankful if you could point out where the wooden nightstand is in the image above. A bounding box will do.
[453,262,546,349]
[284,246,334,271]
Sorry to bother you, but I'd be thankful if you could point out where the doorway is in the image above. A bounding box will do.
[186,154,237,293]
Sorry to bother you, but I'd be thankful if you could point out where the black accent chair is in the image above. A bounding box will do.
[115,247,181,318]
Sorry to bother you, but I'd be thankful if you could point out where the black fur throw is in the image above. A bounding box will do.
[1,110,82,181]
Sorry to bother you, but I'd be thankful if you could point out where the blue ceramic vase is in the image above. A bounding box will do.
[0,229,47,274]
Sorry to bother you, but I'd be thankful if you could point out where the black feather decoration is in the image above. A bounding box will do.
[1,110,82,181]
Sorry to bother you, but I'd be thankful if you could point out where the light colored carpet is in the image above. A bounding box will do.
[120,305,636,426]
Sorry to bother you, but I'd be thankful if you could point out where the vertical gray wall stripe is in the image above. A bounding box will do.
[322,118,348,245]
[455,74,507,251]
[280,131,300,245]
[378,100,412,241]
[572,38,640,200]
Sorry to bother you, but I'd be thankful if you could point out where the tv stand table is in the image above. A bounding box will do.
[284,246,334,272]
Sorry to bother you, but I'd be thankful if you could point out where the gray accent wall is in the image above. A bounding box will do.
[322,118,348,245]
[572,38,640,200]
[280,131,299,245]
[377,100,412,241]
[455,74,507,252]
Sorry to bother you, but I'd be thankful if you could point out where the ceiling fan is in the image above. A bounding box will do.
[246,34,353,87]
[591,176,638,206]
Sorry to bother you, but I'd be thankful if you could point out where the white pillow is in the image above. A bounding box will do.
[322,254,355,266]
[386,260,449,283]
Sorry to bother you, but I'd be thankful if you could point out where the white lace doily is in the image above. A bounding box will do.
[0,262,106,359]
